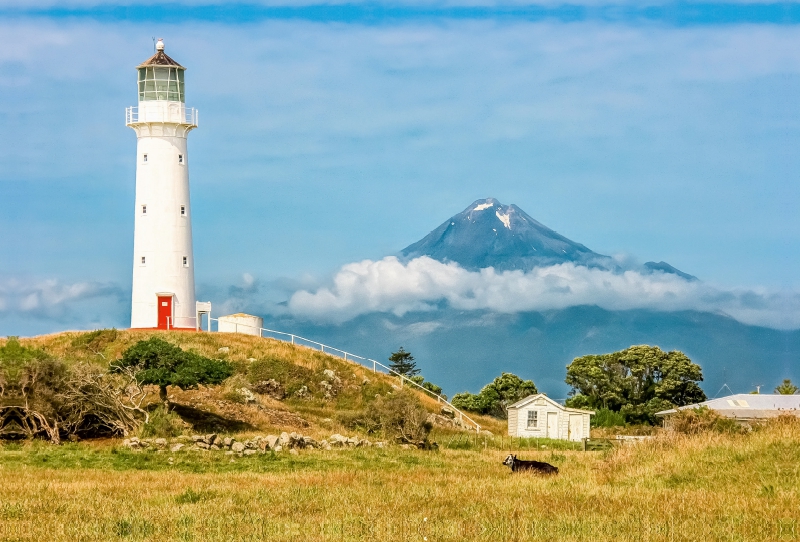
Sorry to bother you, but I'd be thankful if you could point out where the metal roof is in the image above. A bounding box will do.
[137,50,185,69]
[507,393,595,415]
[656,393,800,417]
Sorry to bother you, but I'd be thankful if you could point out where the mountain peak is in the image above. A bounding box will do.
[401,198,606,271]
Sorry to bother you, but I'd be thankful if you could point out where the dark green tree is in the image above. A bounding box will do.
[452,372,538,418]
[565,345,706,424]
[775,379,799,395]
[408,375,447,400]
[388,347,419,377]
[112,338,233,403]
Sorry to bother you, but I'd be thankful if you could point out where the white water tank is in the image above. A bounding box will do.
[218,313,263,336]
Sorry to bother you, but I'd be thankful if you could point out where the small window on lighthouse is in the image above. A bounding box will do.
[141,205,147,215]
[178,154,184,164]
[141,256,146,265]
[180,205,186,216]
[143,154,148,163]
[183,256,188,266]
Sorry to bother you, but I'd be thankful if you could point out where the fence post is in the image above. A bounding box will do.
[321,345,324,353]
[291,335,295,344]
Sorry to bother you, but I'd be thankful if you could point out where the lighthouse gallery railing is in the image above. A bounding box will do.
[126,106,198,126]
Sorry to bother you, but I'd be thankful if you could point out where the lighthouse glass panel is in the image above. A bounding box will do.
[138,67,185,102]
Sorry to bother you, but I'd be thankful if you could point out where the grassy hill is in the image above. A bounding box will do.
[3,331,800,540]
[8,329,507,440]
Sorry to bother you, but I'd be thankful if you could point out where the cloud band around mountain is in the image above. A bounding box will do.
[288,256,799,329]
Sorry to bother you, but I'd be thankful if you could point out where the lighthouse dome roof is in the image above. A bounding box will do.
[137,42,185,69]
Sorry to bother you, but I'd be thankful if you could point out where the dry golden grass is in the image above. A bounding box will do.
[3,331,798,540]
[1,419,799,541]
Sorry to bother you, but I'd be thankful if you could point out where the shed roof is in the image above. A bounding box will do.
[507,393,594,415]
[656,394,800,417]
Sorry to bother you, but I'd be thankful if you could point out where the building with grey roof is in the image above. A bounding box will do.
[656,394,800,427]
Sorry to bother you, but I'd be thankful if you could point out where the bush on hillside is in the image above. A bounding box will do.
[338,390,434,448]
[247,356,315,398]
[70,329,119,359]
[1,338,147,442]
[409,375,447,400]
[140,405,186,438]
[112,338,233,403]
[221,374,255,404]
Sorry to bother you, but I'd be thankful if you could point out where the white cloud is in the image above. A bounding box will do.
[0,277,125,321]
[288,256,800,329]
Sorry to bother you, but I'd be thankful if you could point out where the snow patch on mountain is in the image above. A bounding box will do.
[495,210,511,229]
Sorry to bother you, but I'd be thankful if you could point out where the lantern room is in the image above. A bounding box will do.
[136,39,186,103]
[138,66,185,102]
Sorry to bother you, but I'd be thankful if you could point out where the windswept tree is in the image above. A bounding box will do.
[388,347,419,377]
[565,345,706,424]
[112,338,233,403]
[1,337,148,441]
[452,372,538,418]
[775,379,799,395]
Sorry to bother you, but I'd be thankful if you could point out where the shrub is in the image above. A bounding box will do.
[338,390,433,447]
[670,407,745,435]
[247,356,315,398]
[592,408,626,428]
[221,375,254,404]
[408,375,446,400]
[1,338,147,442]
[140,405,185,438]
[70,329,118,359]
[422,381,446,400]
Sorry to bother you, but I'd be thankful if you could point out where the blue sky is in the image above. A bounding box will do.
[1,0,799,336]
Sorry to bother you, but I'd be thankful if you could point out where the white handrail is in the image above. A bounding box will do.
[126,106,198,126]
[208,317,482,432]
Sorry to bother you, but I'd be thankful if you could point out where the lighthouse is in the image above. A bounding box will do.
[126,39,200,330]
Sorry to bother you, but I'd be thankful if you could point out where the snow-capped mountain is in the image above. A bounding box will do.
[401,198,695,278]
[401,198,607,271]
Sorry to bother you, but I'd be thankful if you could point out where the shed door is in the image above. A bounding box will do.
[546,412,559,439]
[157,296,173,329]
[569,414,583,441]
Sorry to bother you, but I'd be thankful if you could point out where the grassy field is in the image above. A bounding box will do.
[3,331,799,540]
[1,418,799,541]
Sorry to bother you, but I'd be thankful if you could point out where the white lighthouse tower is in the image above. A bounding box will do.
[126,39,200,330]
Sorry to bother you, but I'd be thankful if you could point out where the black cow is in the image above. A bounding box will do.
[502,454,559,475]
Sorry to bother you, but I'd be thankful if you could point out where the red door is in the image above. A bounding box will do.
[157,296,173,329]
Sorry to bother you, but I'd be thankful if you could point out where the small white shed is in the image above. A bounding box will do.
[218,313,263,336]
[507,394,594,442]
